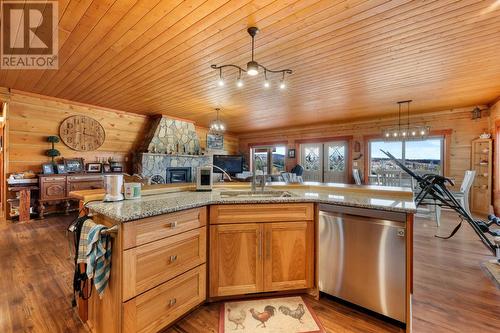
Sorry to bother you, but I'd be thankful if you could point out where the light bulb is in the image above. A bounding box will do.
[247,61,259,76]
[279,81,286,89]
[220,124,225,130]
[236,79,243,88]
[411,131,416,136]
[420,130,425,135]
[263,80,270,88]
[385,133,390,138]
[393,132,398,137]
[402,131,406,137]
[217,78,224,87]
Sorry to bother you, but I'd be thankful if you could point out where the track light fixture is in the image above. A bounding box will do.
[211,27,292,90]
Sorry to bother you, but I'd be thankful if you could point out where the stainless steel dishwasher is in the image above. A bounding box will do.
[319,204,407,323]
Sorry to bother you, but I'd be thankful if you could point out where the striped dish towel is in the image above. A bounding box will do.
[77,219,96,264]
[85,224,112,299]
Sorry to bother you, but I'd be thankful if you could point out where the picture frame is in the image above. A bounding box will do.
[56,164,66,174]
[42,163,55,175]
[63,158,84,173]
[207,133,224,150]
[288,148,296,158]
[86,162,102,173]
[103,164,111,173]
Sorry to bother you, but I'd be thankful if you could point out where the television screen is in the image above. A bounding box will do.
[213,155,243,174]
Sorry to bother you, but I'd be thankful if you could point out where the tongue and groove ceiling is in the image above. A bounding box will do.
[1,0,499,133]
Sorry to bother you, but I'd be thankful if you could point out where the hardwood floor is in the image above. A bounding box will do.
[0,211,498,333]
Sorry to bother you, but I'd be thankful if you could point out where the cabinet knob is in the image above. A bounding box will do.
[169,255,178,263]
[169,298,177,306]
[170,221,177,229]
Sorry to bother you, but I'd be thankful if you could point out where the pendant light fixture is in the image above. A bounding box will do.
[209,108,226,134]
[211,27,292,89]
[382,100,430,140]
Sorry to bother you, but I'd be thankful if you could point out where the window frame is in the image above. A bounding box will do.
[364,131,451,184]
[250,145,287,175]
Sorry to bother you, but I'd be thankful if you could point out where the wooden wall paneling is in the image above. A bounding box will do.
[6,91,239,174]
[0,1,498,132]
[239,107,490,189]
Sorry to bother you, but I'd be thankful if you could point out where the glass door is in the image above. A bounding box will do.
[300,143,323,181]
[323,141,348,183]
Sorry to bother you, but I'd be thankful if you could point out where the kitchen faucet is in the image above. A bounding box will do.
[251,151,266,192]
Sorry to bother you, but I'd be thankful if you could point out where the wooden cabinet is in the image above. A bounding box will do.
[123,227,206,301]
[40,176,67,200]
[38,173,106,218]
[209,203,315,298]
[123,264,206,333]
[87,208,207,333]
[471,138,492,214]
[209,223,263,296]
[263,222,314,291]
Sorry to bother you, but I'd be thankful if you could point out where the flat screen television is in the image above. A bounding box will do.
[213,155,243,175]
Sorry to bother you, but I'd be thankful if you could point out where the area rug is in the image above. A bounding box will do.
[219,296,325,333]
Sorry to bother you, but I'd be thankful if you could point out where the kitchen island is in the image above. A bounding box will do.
[73,183,416,333]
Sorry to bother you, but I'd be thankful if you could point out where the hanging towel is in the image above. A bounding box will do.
[77,219,96,264]
[86,224,112,299]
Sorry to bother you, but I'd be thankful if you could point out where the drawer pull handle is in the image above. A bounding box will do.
[169,255,177,263]
[170,222,177,229]
[169,298,177,306]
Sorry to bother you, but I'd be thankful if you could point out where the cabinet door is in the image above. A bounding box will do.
[209,224,263,297]
[41,181,67,200]
[263,221,314,291]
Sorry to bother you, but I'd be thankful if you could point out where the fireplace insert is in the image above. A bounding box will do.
[166,167,192,183]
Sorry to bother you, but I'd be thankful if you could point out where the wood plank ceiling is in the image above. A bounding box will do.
[0,0,499,133]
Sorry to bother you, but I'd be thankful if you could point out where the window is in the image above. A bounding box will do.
[251,146,286,174]
[369,137,443,186]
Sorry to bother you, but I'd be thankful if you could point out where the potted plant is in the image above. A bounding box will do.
[46,135,60,163]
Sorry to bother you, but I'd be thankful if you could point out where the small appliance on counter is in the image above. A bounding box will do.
[124,182,141,200]
[103,174,124,202]
[196,166,213,191]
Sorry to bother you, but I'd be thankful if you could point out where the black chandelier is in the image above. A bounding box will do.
[211,27,293,90]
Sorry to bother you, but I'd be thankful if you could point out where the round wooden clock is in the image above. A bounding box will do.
[59,115,105,151]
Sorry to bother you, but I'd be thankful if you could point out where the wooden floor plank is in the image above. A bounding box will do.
[0,211,498,333]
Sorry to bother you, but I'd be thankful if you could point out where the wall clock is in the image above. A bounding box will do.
[59,115,105,151]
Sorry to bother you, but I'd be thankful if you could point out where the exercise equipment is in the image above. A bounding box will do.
[380,149,500,256]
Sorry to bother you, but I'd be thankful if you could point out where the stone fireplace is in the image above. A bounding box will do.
[135,115,212,184]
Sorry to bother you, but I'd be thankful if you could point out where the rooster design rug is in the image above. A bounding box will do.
[220,296,325,333]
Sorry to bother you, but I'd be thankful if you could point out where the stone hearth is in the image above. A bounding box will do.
[137,153,210,184]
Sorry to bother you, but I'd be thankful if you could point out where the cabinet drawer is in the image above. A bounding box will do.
[41,176,65,183]
[210,203,314,224]
[123,264,206,333]
[122,207,206,249]
[123,227,206,301]
[67,180,104,192]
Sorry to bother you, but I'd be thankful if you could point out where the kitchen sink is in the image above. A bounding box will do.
[218,190,297,198]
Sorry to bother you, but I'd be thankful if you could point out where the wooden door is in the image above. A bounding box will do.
[300,143,323,181]
[323,141,348,183]
[263,221,314,291]
[209,223,263,297]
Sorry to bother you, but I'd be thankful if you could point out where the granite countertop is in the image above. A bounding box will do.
[87,187,416,223]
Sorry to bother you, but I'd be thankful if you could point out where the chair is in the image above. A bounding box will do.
[290,164,304,176]
[353,168,362,185]
[450,170,476,218]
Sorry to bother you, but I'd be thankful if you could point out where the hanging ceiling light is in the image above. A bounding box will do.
[209,108,226,134]
[211,27,292,89]
[382,100,430,140]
